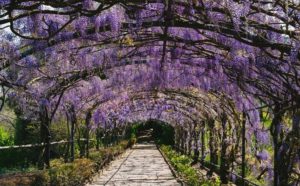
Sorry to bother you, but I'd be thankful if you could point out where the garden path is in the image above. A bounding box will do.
[86,143,181,186]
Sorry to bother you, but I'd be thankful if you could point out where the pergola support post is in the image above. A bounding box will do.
[85,111,91,158]
[201,121,205,166]
[193,122,200,163]
[39,103,51,169]
[241,112,246,186]
[220,114,229,184]
[68,105,76,162]
[208,119,217,176]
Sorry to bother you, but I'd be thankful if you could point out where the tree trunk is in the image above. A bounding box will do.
[68,105,76,162]
[180,127,184,154]
[241,112,246,186]
[208,119,218,175]
[220,114,229,184]
[184,130,188,154]
[201,121,205,165]
[188,130,192,156]
[85,111,91,158]
[174,126,180,151]
[96,128,101,150]
[277,111,299,185]
[193,123,200,163]
[39,103,51,169]
[64,111,70,162]
[270,105,283,186]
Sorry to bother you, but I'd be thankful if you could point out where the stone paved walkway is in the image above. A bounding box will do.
[87,143,181,186]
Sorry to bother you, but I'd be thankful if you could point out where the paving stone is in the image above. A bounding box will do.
[87,143,181,186]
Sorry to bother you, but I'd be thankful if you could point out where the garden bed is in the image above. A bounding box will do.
[160,145,221,186]
[0,140,132,186]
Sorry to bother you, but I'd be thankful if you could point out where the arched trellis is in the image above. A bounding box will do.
[0,1,299,185]
[60,86,259,155]
[1,0,297,62]
[74,88,238,125]
[69,87,249,184]
[3,0,296,115]
[10,51,264,182]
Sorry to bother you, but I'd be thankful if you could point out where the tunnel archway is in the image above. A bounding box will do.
[0,1,299,185]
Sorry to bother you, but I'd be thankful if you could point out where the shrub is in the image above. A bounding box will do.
[161,145,220,186]
[0,126,13,146]
[14,118,39,145]
[0,147,41,169]
[0,170,49,186]
[49,158,94,186]
[31,171,50,186]
[89,140,130,172]
[0,139,131,186]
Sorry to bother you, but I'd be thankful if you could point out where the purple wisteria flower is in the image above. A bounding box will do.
[256,150,269,161]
